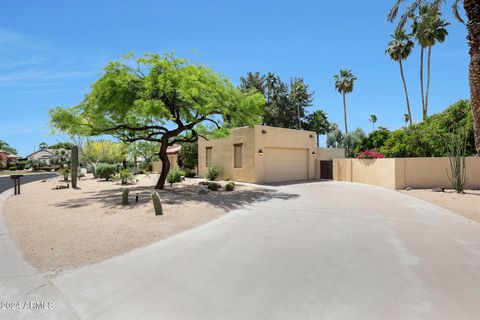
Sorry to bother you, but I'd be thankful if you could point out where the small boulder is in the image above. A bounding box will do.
[198,189,209,195]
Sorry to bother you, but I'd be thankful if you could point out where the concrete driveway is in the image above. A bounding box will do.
[2,181,480,319]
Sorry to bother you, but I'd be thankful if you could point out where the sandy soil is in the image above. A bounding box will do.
[399,189,480,223]
[3,174,287,273]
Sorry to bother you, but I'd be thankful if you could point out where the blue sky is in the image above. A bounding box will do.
[0,0,469,156]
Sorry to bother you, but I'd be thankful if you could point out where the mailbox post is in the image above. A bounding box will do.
[10,174,24,195]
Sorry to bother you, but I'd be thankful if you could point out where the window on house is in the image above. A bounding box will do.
[234,144,242,168]
[206,147,212,167]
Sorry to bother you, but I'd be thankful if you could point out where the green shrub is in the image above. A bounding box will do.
[380,100,474,157]
[178,142,198,171]
[184,170,196,178]
[208,182,220,191]
[8,164,17,171]
[58,167,71,181]
[114,168,135,185]
[16,161,26,170]
[167,168,183,187]
[26,159,43,170]
[0,161,6,169]
[225,181,235,191]
[205,164,222,181]
[78,168,86,179]
[96,163,119,180]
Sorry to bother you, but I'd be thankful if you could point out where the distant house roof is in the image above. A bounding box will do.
[167,144,181,154]
[0,150,19,157]
[26,148,57,158]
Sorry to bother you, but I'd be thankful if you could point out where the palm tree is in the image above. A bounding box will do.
[386,28,414,125]
[334,69,357,135]
[388,0,480,155]
[411,4,449,120]
[369,114,378,131]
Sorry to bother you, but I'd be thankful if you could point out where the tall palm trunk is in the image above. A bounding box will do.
[343,92,348,134]
[343,92,349,157]
[425,46,432,118]
[420,46,427,120]
[399,59,413,125]
[464,0,480,155]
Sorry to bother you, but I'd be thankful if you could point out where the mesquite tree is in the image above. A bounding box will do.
[50,53,265,189]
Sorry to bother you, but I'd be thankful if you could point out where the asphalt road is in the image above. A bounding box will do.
[0,172,58,194]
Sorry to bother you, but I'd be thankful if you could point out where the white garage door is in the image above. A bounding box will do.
[263,148,308,183]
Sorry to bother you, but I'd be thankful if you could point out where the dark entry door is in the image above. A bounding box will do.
[320,160,333,180]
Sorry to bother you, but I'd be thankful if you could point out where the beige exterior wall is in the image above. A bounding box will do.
[401,157,480,189]
[316,147,345,160]
[198,126,256,182]
[152,154,178,174]
[333,157,480,190]
[254,126,317,182]
[198,125,317,183]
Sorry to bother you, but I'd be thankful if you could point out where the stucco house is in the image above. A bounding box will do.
[26,148,58,165]
[0,150,20,168]
[152,144,181,173]
[198,125,344,183]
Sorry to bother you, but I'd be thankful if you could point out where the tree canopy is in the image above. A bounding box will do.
[0,140,17,155]
[50,53,265,189]
[239,72,315,129]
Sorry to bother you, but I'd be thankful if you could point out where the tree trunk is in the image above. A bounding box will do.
[464,0,480,155]
[399,60,413,125]
[297,103,302,130]
[155,142,170,190]
[316,134,319,147]
[425,46,432,118]
[420,46,426,120]
[343,93,348,134]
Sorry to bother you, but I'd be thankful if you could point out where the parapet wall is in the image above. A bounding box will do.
[333,157,480,190]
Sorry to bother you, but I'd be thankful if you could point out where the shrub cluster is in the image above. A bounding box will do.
[184,170,196,178]
[167,168,184,187]
[114,168,135,185]
[205,164,222,181]
[96,163,120,180]
[352,100,474,158]
[225,181,235,191]
[208,182,220,191]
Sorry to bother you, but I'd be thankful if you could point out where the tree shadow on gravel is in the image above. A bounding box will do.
[52,183,299,211]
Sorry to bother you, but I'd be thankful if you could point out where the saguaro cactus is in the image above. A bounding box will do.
[122,188,129,205]
[71,145,78,188]
[151,191,163,215]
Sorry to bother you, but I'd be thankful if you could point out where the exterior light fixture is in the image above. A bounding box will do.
[309,134,314,138]
[262,129,268,134]
[312,151,316,157]
[259,149,264,156]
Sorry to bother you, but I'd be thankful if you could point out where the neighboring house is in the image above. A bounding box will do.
[26,148,58,165]
[198,125,345,183]
[151,144,181,173]
[0,150,20,168]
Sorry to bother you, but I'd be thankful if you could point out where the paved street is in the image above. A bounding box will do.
[0,173,58,194]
